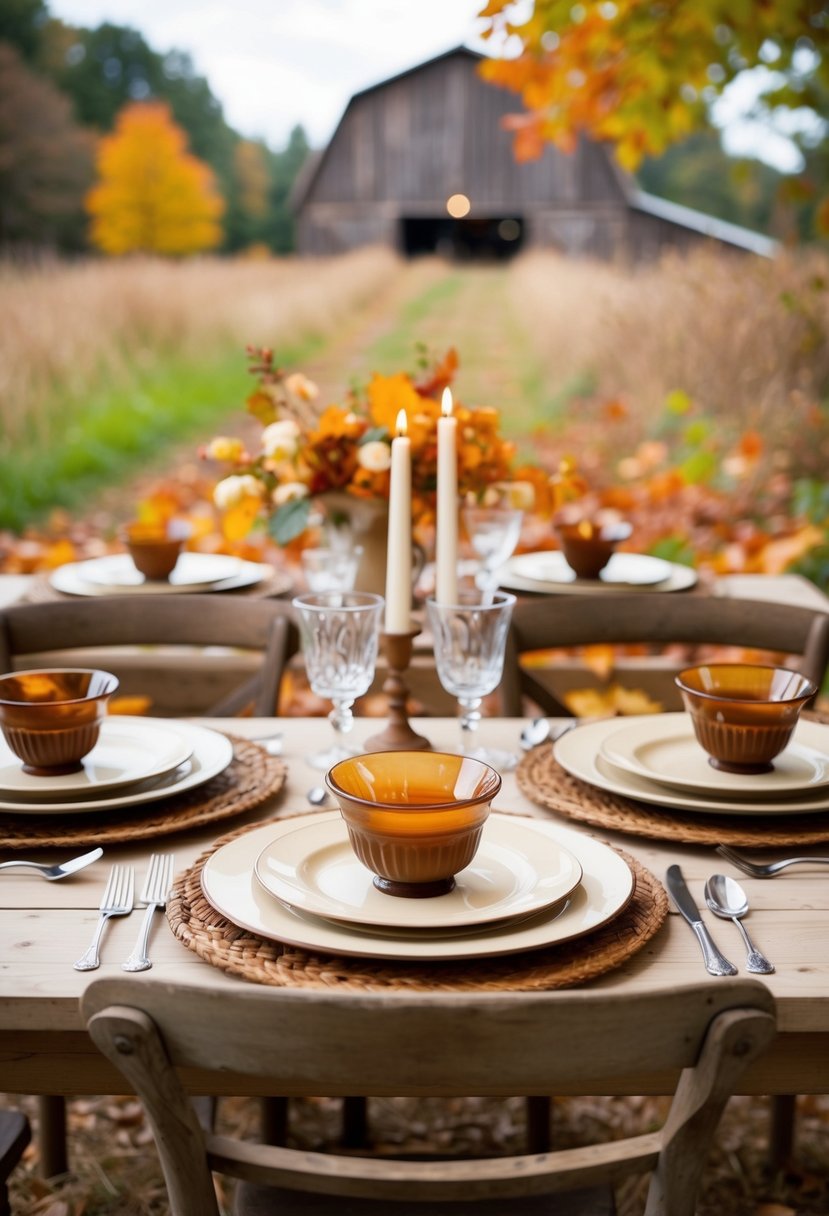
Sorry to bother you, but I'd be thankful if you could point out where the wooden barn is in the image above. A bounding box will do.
[293,46,775,261]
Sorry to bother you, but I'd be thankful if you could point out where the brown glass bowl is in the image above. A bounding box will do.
[675,663,816,774]
[555,520,632,580]
[0,668,119,776]
[121,520,190,581]
[325,751,502,898]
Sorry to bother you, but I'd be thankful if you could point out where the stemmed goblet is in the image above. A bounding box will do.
[292,591,384,771]
[426,591,517,771]
[461,506,523,594]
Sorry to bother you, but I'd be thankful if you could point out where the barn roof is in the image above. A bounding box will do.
[630,190,778,257]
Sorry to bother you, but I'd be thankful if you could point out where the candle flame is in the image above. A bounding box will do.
[395,409,408,437]
[441,387,453,417]
[577,520,594,539]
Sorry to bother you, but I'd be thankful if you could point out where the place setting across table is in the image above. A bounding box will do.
[38,517,290,599]
[0,667,286,848]
[518,660,829,847]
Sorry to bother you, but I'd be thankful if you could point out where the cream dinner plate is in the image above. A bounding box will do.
[601,712,829,798]
[81,552,243,590]
[498,552,697,596]
[0,716,192,799]
[201,811,634,961]
[253,814,583,930]
[49,558,278,597]
[555,717,829,816]
[0,719,233,815]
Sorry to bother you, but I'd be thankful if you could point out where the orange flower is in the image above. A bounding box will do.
[312,405,364,441]
[367,373,424,433]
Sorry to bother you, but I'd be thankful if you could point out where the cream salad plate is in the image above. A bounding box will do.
[600,712,829,799]
[0,715,192,800]
[253,814,583,931]
[50,555,277,596]
[555,716,829,816]
[0,719,233,815]
[201,812,634,961]
[497,551,697,596]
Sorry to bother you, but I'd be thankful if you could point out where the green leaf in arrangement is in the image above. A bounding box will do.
[268,497,311,545]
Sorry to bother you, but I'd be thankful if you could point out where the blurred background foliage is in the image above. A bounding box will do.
[0,0,311,254]
[0,0,826,256]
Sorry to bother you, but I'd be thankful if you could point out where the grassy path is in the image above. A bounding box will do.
[67,259,553,527]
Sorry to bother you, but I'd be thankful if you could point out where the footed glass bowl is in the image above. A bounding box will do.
[675,663,816,774]
[0,668,119,776]
[325,750,501,898]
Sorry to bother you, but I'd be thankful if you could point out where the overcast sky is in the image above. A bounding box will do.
[47,0,495,150]
[46,0,808,169]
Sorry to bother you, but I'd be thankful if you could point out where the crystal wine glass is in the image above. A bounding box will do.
[461,506,523,593]
[301,546,363,593]
[292,591,384,770]
[426,591,517,771]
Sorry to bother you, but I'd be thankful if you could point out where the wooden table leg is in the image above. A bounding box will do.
[37,1096,67,1178]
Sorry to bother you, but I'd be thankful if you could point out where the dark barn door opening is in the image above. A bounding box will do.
[400,216,524,260]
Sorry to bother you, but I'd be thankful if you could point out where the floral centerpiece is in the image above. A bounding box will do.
[204,346,541,550]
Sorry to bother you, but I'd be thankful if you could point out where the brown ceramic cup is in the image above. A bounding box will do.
[122,520,191,581]
[325,750,501,898]
[0,668,119,776]
[675,663,816,774]
[555,520,632,580]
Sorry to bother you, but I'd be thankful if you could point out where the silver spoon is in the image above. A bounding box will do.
[307,786,329,807]
[520,718,551,750]
[704,873,774,974]
[0,847,103,880]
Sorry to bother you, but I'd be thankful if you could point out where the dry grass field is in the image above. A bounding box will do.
[0,247,400,448]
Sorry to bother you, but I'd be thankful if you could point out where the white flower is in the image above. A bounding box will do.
[212,474,264,510]
[261,419,300,460]
[272,481,309,507]
[357,440,392,473]
[284,372,319,401]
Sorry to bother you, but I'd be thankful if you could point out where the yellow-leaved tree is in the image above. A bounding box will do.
[86,101,225,255]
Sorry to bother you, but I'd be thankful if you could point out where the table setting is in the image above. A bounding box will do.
[0,668,286,850]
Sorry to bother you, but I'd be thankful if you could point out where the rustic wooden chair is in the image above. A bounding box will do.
[0,1109,30,1216]
[0,594,300,718]
[500,590,828,1165]
[500,592,829,718]
[0,594,299,1176]
[82,976,775,1216]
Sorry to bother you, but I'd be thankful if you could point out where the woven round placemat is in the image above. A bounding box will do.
[517,743,829,847]
[0,737,286,849]
[166,816,667,992]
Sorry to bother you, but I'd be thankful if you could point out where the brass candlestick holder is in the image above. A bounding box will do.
[364,628,431,752]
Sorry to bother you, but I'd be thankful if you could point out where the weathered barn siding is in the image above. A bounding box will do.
[294,47,775,261]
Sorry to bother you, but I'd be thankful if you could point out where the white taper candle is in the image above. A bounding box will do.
[436,386,459,604]
[384,409,412,632]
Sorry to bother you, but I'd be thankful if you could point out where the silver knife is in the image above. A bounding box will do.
[665,864,737,976]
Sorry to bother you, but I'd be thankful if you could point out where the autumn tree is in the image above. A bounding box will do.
[478,1,829,229]
[86,100,225,255]
[0,41,95,248]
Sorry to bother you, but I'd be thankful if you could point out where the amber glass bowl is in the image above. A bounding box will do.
[121,520,190,581]
[0,668,119,776]
[325,750,502,898]
[675,663,816,774]
[555,520,632,580]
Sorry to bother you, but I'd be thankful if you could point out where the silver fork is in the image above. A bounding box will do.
[716,844,829,879]
[122,854,174,973]
[74,864,134,971]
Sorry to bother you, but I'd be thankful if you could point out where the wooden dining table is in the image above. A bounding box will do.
[1,715,828,1106]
